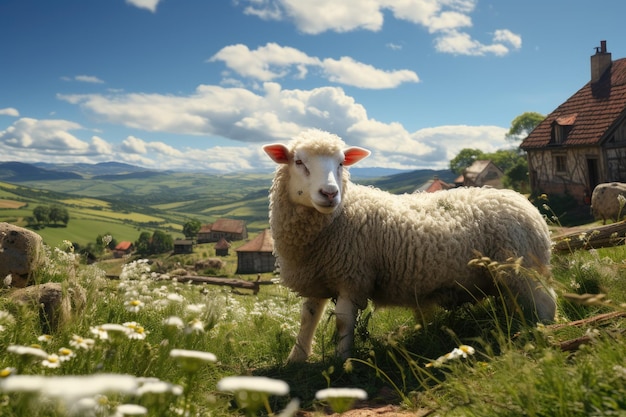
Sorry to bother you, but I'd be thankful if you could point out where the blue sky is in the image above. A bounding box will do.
[1,0,625,173]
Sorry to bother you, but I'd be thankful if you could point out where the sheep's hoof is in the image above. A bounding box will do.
[286,345,309,363]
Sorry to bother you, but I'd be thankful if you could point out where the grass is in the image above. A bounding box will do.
[1,234,626,416]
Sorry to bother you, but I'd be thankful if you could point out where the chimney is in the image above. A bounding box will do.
[591,40,612,83]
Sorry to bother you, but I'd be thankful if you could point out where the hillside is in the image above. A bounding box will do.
[0,162,454,247]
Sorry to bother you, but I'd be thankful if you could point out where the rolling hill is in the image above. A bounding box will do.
[0,161,455,247]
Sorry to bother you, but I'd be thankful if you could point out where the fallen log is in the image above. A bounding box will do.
[177,275,274,295]
[553,221,626,252]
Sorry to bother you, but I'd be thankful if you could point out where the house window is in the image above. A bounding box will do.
[554,155,567,173]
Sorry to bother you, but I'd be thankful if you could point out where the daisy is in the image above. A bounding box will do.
[170,349,217,372]
[57,347,75,362]
[70,334,95,350]
[315,387,367,413]
[123,322,148,340]
[124,299,145,313]
[42,354,61,369]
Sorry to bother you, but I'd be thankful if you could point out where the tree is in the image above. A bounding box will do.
[449,148,485,175]
[505,111,545,142]
[150,230,174,254]
[49,205,69,225]
[182,219,202,240]
[135,232,152,256]
[32,205,50,225]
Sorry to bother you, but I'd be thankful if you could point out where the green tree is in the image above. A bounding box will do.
[182,219,202,240]
[505,111,545,142]
[135,232,152,256]
[150,230,173,254]
[32,205,50,225]
[449,148,485,175]
[49,205,69,225]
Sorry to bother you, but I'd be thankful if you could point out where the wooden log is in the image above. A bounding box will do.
[177,275,274,295]
[553,221,626,252]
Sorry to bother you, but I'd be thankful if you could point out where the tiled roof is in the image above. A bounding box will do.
[236,229,273,253]
[211,218,246,234]
[415,177,453,193]
[521,58,626,149]
[115,241,133,251]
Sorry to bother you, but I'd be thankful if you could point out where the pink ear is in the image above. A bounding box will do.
[343,147,371,166]
[263,144,290,164]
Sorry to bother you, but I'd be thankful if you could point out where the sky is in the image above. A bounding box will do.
[1,0,626,174]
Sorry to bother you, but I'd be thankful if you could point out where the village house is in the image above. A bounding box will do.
[214,237,231,256]
[414,175,454,193]
[113,241,134,258]
[196,218,248,243]
[521,41,626,204]
[173,239,194,254]
[454,160,505,188]
[235,229,275,274]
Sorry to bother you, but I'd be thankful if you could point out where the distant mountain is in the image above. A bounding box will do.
[33,161,151,177]
[0,161,82,181]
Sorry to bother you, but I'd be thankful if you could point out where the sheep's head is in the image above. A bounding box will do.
[264,130,370,214]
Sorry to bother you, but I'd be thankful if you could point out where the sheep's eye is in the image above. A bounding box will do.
[295,160,303,165]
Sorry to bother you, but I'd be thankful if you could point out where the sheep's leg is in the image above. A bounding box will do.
[335,296,358,361]
[287,297,329,363]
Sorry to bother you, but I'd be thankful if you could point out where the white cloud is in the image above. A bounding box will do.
[0,108,19,117]
[322,57,419,88]
[74,75,105,84]
[238,0,521,57]
[0,118,89,152]
[210,42,419,89]
[125,0,161,13]
[493,29,522,49]
[209,43,321,81]
[53,82,512,171]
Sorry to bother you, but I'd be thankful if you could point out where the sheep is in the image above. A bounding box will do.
[591,182,626,224]
[263,129,556,363]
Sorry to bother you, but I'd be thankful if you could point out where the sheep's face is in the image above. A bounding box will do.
[264,133,370,214]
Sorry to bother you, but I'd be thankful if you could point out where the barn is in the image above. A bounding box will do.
[235,229,275,274]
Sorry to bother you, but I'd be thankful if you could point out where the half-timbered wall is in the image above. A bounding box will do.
[527,146,602,203]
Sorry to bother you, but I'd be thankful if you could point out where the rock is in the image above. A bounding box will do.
[0,223,45,288]
[8,282,87,334]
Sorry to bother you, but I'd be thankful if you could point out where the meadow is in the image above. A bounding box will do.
[1,226,626,416]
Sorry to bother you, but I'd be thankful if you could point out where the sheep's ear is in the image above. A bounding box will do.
[343,147,371,166]
[263,143,290,164]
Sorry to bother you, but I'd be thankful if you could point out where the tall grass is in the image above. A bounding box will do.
[1,238,626,416]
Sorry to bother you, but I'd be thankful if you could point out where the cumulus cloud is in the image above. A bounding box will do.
[125,0,161,13]
[52,82,510,171]
[210,42,419,89]
[238,0,521,56]
[0,118,90,152]
[0,108,19,117]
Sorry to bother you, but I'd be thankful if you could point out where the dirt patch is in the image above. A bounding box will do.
[0,199,26,209]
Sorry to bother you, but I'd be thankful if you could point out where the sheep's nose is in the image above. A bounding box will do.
[320,188,338,201]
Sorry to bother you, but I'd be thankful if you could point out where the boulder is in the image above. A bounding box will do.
[8,282,87,334]
[0,223,45,287]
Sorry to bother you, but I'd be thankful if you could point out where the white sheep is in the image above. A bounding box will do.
[263,129,556,363]
[591,182,626,224]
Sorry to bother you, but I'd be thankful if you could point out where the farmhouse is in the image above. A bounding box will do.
[173,239,194,254]
[235,229,275,274]
[414,176,454,193]
[113,241,133,258]
[521,41,626,204]
[197,218,248,243]
[454,160,504,188]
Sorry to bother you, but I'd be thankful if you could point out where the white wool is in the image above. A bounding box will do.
[264,129,556,362]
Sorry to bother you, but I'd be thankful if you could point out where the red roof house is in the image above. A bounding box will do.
[521,40,626,203]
